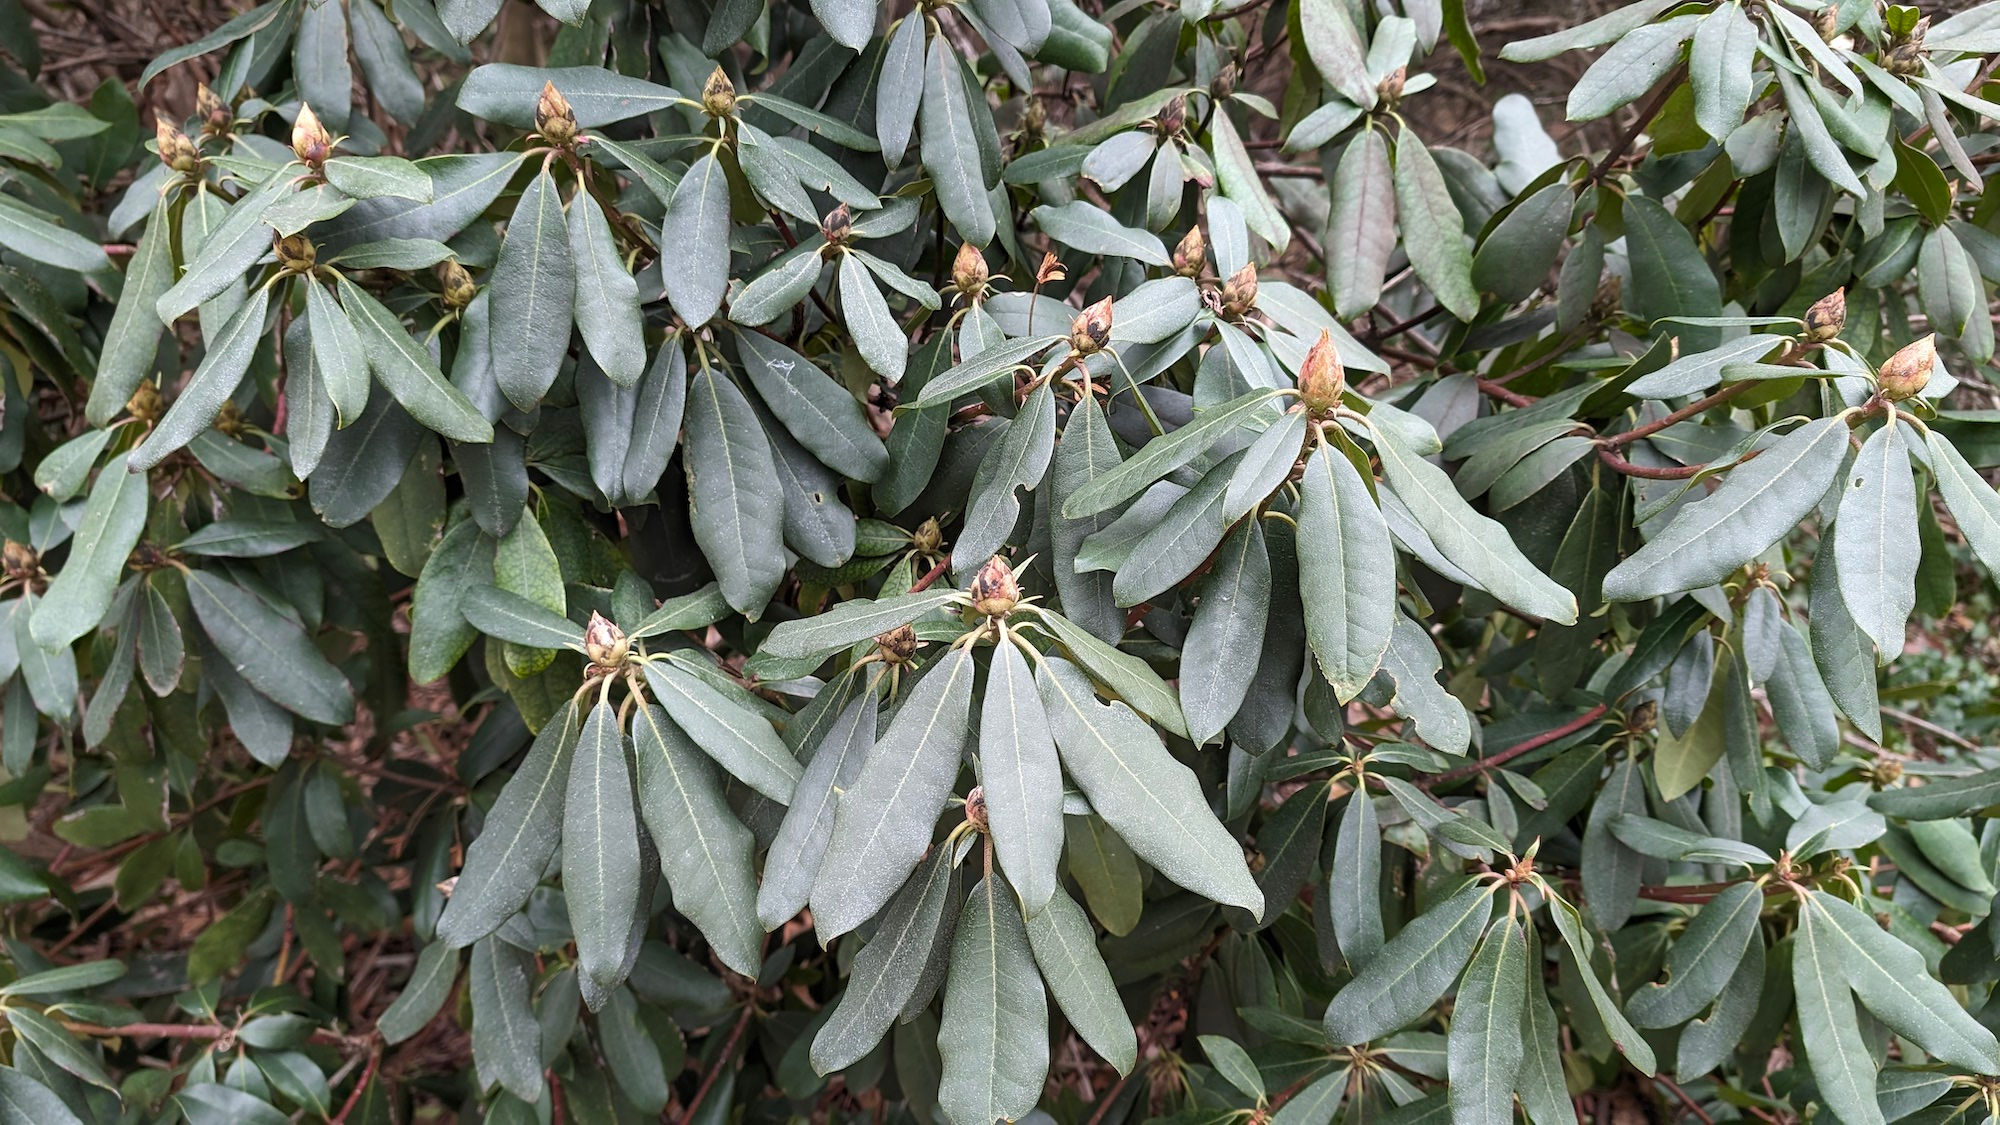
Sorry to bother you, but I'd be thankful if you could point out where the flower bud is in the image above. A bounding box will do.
[536,81,578,146]
[1886,15,1928,74]
[291,103,332,168]
[969,556,1021,617]
[1877,334,1935,402]
[1220,263,1258,318]
[1154,95,1186,137]
[1069,296,1113,355]
[1871,757,1904,787]
[820,203,853,246]
[274,232,316,274]
[964,785,988,831]
[1810,3,1838,40]
[701,66,737,117]
[1173,226,1205,278]
[155,117,199,173]
[583,611,630,668]
[876,623,919,664]
[126,381,163,424]
[439,260,477,309]
[1021,97,1047,141]
[215,399,248,437]
[1803,288,1845,342]
[913,517,943,556]
[1213,62,1237,100]
[1035,251,1066,287]
[1377,66,1406,106]
[195,83,231,134]
[1,540,37,581]
[1298,329,1345,414]
[952,241,989,297]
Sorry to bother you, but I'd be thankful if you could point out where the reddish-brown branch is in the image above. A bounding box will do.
[1596,448,1704,479]
[330,1043,383,1124]
[909,555,953,592]
[678,1006,755,1125]
[1419,704,1610,789]
[1600,381,1756,450]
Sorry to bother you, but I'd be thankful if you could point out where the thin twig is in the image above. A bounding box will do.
[1420,705,1610,789]
[678,1005,755,1125]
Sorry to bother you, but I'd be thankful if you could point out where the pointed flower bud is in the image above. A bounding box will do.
[1377,66,1406,106]
[1804,288,1846,342]
[1070,296,1114,356]
[913,517,943,556]
[196,83,231,134]
[952,241,989,297]
[820,203,853,246]
[1878,334,1935,402]
[439,260,477,309]
[1,540,37,581]
[155,117,200,173]
[701,66,737,117]
[876,624,919,664]
[291,103,332,168]
[1213,62,1238,100]
[969,556,1021,617]
[583,611,630,668]
[1298,329,1345,414]
[1173,226,1206,278]
[536,81,578,145]
[1220,263,1258,318]
[964,785,989,831]
[273,231,316,274]
[1154,95,1186,137]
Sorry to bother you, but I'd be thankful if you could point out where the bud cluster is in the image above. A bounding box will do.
[291,104,332,168]
[702,66,737,118]
[536,82,578,147]
[1884,15,1928,74]
[273,232,316,275]
[439,261,477,309]
[1877,334,1935,403]
[969,556,1022,617]
[819,203,853,250]
[1069,296,1113,356]
[1172,227,1205,278]
[155,118,200,173]
[876,624,919,664]
[1802,289,1845,342]
[1297,329,1345,415]
[951,242,989,299]
[195,84,232,135]
[1220,264,1258,319]
[583,612,630,669]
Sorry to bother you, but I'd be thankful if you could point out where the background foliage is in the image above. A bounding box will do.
[9,0,2000,1121]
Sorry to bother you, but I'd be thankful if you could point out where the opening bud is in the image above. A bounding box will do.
[1070,296,1114,355]
[702,66,737,117]
[292,103,332,168]
[1886,15,1928,73]
[536,82,578,146]
[273,232,316,274]
[876,624,919,664]
[1803,288,1845,342]
[1154,95,1186,137]
[964,785,988,831]
[969,556,1021,617]
[1298,329,1345,413]
[584,611,630,668]
[913,517,943,556]
[196,83,232,134]
[1,540,38,581]
[1035,251,1066,287]
[1220,263,1259,318]
[1173,226,1206,278]
[439,260,477,309]
[952,241,989,297]
[1877,333,1935,402]
[155,118,200,173]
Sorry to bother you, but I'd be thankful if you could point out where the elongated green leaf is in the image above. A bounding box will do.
[1603,415,1851,601]
[639,657,799,804]
[1546,895,1656,1074]
[1808,890,2000,1071]
[1374,427,1576,622]
[912,336,1056,408]
[336,274,493,442]
[1392,127,1477,319]
[564,698,640,992]
[1567,16,1695,121]
[939,876,1048,1125]
[1182,519,1271,745]
[1038,656,1261,914]
[811,846,957,1073]
[1448,918,1526,1125]
[1690,2,1758,140]
[1627,882,1763,1028]
[982,632,1062,915]
[6,1008,113,1090]
[491,168,576,410]
[156,179,287,323]
[762,590,961,660]
[633,704,763,975]
[736,329,889,481]
[1834,420,1918,660]
[0,195,109,274]
[458,64,682,127]
[921,36,994,245]
[1624,334,1790,398]
[186,569,353,725]
[377,942,460,1044]
[470,937,543,1102]
[662,152,730,327]
[812,646,975,937]
[86,209,172,425]
[1064,390,1280,518]
[437,702,580,947]
[1331,792,1384,966]
[130,284,270,471]
[1327,128,1396,318]
[1298,440,1395,700]
[1023,886,1135,1073]
[300,278,369,427]
[1034,608,1188,738]
[1324,879,1492,1045]
[1031,201,1169,264]
[30,456,148,648]
[0,1066,85,1125]
[461,585,582,649]
[761,693,876,930]
[1792,893,1885,1125]
[685,368,785,614]
[838,253,907,383]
